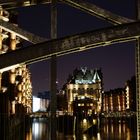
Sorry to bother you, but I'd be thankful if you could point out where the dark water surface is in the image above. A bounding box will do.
[25,117,137,140]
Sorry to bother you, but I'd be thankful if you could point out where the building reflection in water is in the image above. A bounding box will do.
[25,118,136,140]
[26,127,32,140]
[25,118,49,140]
[101,119,136,140]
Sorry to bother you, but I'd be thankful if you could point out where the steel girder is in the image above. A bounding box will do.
[0,19,47,43]
[62,0,134,25]
[0,0,134,44]
[0,0,134,25]
[0,21,139,69]
[0,0,51,9]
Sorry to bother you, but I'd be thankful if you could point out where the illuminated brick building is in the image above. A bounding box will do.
[102,88,126,113]
[125,76,136,111]
[64,67,103,116]
[102,76,136,113]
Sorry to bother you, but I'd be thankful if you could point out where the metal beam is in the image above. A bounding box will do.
[0,0,51,9]
[0,21,140,69]
[0,19,47,43]
[62,0,134,25]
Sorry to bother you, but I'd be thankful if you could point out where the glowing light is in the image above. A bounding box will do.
[83,134,88,140]
[11,101,15,114]
[2,87,7,93]
[84,84,88,89]
[33,96,41,112]
[10,73,16,84]
[79,46,86,51]
[10,39,16,50]
[81,96,85,99]
[78,103,81,106]
[75,84,79,90]
[32,122,40,137]
[2,34,8,40]
[69,84,73,89]
[17,84,22,91]
[93,119,97,125]
[75,79,93,84]
[126,86,130,109]
[97,132,101,140]
[83,118,87,124]
[26,128,32,140]
[23,1,31,6]
[90,103,93,106]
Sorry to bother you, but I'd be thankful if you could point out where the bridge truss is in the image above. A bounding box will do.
[0,0,140,139]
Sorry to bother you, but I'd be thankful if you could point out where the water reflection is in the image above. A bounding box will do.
[32,118,49,140]
[25,118,137,140]
[26,127,32,140]
[100,118,136,140]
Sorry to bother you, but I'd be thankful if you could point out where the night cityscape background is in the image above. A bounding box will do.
[0,0,139,140]
[17,0,136,94]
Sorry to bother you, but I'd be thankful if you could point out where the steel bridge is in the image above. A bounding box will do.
[0,0,140,139]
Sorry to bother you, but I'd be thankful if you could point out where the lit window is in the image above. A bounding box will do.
[78,104,81,106]
[90,103,93,106]
[81,96,85,99]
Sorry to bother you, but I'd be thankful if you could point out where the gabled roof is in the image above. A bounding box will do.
[67,67,102,84]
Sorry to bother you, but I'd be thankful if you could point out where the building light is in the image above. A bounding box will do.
[17,84,22,91]
[23,1,30,6]
[75,84,79,90]
[10,72,16,84]
[78,104,81,106]
[1,87,7,93]
[126,86,130,109]
[11,101,15,114]
[83,118,87,124]
[97,132,101,140]
[81,96,85,99]
[84,84,88,89]
[93,119,97,125]
[69,84,73,90]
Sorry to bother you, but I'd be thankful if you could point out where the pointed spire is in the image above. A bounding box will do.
[92,69,101,83]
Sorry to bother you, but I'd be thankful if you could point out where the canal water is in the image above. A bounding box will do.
[25,117,137,140]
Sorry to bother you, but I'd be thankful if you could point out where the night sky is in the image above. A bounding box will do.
[17,0,136,94]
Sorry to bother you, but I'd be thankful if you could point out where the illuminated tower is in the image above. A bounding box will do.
[65,67,103,116]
